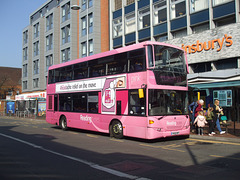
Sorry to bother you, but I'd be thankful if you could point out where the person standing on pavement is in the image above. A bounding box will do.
[194,111,208,135]
[206,106,215,136]
[188,99,204,127]
[213,99,225,135]
[194,99,204,118]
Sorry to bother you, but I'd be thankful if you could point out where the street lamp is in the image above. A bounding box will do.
[71,5,80,10]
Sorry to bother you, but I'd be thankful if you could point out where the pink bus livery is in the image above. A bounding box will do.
[46,41,190,139]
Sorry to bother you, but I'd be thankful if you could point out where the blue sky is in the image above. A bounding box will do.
[0,0,47,68]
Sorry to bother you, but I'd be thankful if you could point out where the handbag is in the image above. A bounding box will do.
[220,115,227,121]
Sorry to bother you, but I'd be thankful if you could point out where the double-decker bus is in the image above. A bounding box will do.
[46,41,190,139]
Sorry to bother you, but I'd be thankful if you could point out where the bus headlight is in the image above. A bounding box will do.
[149,120,154,124]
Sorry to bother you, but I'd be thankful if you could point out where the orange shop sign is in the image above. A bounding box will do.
[181,34,233,54]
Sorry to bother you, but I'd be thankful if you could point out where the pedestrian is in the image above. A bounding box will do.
[213,99,225,134]
[194,111,207,135]
[188,100,198,125]
[194,99,204,118]
[206,107,215,136]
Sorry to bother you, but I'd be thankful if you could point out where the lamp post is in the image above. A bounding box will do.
[71,5,80,10]
[71,5,81,58]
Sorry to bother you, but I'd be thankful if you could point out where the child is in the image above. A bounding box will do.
[206,107,215,136]
[194,111,207,135]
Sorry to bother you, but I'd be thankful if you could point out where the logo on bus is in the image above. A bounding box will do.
[80,115,92,123]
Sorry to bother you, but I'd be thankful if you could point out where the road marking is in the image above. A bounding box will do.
[187,138,240,146]
[0,132,150,180]
[86,134,98,138]
[43,128,49,130]
[69,132,79,135]
[139,144,185,153]
[210,155,240,161]
[110,138,124,143]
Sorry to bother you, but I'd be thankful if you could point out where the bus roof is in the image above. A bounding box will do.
[49,41,183,70]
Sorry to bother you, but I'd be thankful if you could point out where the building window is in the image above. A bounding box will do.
[33,78,39,88]
[23,47,28,61]
[34,23,39,38]
[81,42,87,57]
[23,64,28,77]
[62,48,71,62]
[115,0,122,11]
[113,18,122,38]
[62,25,71,44]
[215,16,235,27]
[82,0,86,10]
[190,0,208,13]
[138,7,150,30]
[23,81,27,90]
[33,41,39,56]
[89,0,93,7]
[46,13,53,31]
[191,62,212,73]
[172,29,187,39]
[125,13,135,34]
[170,0,186,19]
[23,31,28,44]
[213,0,233,6]
[46,34,53,51]
[62,2,70,22]
[33,60,39,75]
[192,23,209,34]
[46,55,53,71]
[88,13,93,34]
[89,39,93,56]
[153,0,167,25]
[215,58,237,70]
[155,34,168,42]
[127,0,134,5]
[82,16,87,36]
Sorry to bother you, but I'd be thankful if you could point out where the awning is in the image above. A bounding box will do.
[189,80,240,90]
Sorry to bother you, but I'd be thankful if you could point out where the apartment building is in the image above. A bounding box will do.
[109,0,240,121]
[22,0,109,94]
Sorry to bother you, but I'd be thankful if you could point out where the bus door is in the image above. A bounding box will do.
[54,95,59,120]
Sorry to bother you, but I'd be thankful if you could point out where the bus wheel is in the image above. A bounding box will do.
[111,120,123,139]
[60,116,68,130]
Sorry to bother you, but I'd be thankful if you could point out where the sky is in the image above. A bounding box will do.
[0,0,47,68]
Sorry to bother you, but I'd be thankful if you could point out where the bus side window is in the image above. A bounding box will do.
[128,48,146,72]
[129,90,146,116]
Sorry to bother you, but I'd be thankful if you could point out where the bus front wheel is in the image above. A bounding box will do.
[60,116,68,130]
[111,120,123,139]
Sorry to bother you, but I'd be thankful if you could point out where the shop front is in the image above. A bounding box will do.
[15,92,46,117]
[188,69,240,122]
[164,23,240,123]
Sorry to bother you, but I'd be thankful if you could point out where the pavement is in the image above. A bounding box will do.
[1,115,240,143]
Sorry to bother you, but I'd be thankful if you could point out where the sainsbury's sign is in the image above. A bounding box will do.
[181,34,233,54]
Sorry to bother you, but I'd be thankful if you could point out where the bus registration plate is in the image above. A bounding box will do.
[171,131,179,135]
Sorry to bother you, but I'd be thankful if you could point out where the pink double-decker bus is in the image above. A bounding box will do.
[46,41,190,139]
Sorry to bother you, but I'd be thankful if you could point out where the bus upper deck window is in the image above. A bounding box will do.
[147,45,154,67]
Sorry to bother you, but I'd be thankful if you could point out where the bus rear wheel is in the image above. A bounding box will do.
[111,120,123,139]
[60,116,68,130]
